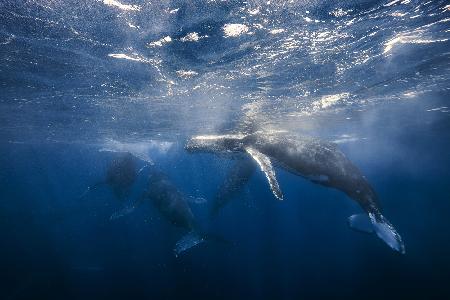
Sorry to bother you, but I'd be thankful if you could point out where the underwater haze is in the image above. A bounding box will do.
[1,0,450,299]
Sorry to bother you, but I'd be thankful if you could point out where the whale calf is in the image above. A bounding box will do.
[134,168,206,256]
[80,152,142,201]
[104,153,139,200]
[186,131,405,254]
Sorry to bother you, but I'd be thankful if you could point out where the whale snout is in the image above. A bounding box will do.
[185,136,216,153]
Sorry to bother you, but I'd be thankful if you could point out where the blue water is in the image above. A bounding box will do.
[1,0,450,299]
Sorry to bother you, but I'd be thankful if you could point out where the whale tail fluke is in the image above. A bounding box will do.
[348,214,374,233]
[173,231,205,257]
[348,213,405,254]
[370,213,406,254]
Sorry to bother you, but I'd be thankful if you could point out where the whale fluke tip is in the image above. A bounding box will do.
[348,214,374,234]
[370,213,406,254]
[348,213,405,254]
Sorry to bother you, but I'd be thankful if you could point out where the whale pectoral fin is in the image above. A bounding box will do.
[245,147,283,200]
[137,164,150,175]
[348,213,405,254]
[78,181,105,199]
[188,196,208,204]
[110,193,148,221]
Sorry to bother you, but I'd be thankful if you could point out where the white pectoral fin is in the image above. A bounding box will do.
[245,147,283,200]
[348,214,374,233]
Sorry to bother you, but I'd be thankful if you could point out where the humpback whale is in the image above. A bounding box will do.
[186,131,405,254]
[105,153,139,200]
[210,158,256,217]
[133,168,207,256]
[80,152,143,202]
[110,167,228,255]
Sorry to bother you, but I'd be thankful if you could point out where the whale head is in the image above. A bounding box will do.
[185,134,247,154]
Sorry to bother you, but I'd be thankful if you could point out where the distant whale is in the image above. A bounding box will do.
[109,166,227,255]
[210,158,256,217]
[186,131,405,254]
[80,152,141,201]
[105,153,139,200]
[135,168,206,256]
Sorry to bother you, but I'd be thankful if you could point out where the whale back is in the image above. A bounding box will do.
[105,153,138,200]
[186,134,246,154]
[146,170,196,230]
[251,132,380,213]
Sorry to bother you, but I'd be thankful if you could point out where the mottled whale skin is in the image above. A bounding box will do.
[186,131,405,254]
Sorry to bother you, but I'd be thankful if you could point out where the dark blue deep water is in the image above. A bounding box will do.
[1,0,450,299]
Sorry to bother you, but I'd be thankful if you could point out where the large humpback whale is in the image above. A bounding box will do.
[186,131,405,254]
